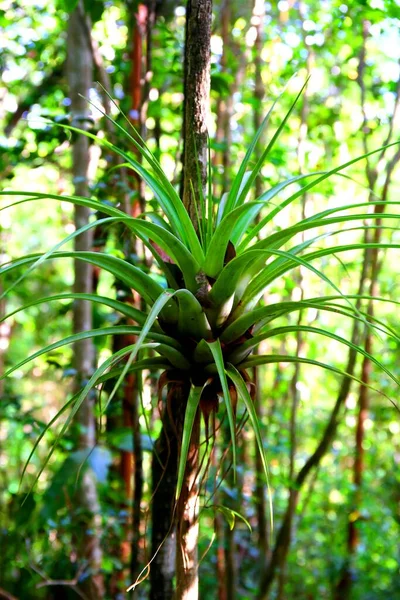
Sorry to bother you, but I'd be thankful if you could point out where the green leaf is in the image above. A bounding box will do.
[21,343,169,500]
[176,385,203,500]
[204,201,264,278]
[0,190,125,218]
[2,293,153,327]
[206,340,237,479]
[241,354,399,413]
[209,249,272,308]
[214,504,252,532]
[222,295,400,346]
[48,119,204,262]
[230,325,400,388]
[249,210,400,255]
[226,364,273,536]
[126,218,201,293]
[235,172,323,250]
[1,251,164,305]
[234,78,310,210]
[224,77,301,215]
[251,141,400,230]
[2,325,180,379]
[20,393,77,491]
[238,247,363,317]
[105,290,180,407]
[96,357,169,385]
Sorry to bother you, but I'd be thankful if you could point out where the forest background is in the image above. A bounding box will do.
[1,0,400,599]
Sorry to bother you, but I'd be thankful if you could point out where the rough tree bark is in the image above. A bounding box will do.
[150,2,212,599]
[67,4,104,599]
[181,0,212,227]
[176,4,212,599]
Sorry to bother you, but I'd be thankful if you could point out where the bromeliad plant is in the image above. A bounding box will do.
[1,87,400,511]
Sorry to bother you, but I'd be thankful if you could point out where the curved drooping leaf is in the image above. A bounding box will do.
[241,354,399,412]
[21,345,166,500]
[127,219,201,293]
[50,120,204,262]
[228,325,400,389]
[2,325,181,379]
[0,190,125,218]
[239,226,398,309]
[212,505,252,532]
[230,172,324,246]
[2,292,153,328]
[176,385,204,500]
[226,364,273,536]
[95,357,169,385]
[221,296,400,345]
[237,247,361,317]
[105,290,180,407]
[0,215,121,300]
[1,251,164,305]
[250,211,400,254]
[207,340,237,479]
[304,242,400,264]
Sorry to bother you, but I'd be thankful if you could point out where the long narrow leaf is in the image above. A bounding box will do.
[242,355,399,413]
[1,251,164,305]
[207,340,237,478]
[2,325,180,379]
[244,140,400,238]
[224,77,297,215]
[226,364,273,538]
[105,290,178,406]
[234,78,310,209]
[229,325,400,389]
[176,385,204,500]
[2,293,153,328]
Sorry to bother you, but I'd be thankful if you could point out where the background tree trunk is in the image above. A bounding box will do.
[67,4,104,599]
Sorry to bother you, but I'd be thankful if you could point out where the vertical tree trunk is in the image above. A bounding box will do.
[181,0,212,225]
[67,4,104,599]
[176,3,212,598]
[150,3,212,599]
[150,382,190,600]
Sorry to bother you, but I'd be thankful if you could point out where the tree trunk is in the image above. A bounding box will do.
[181,0,212,224]
[175,3,212,598]
[67,4,104,599]
[150,3,212,598]
[150,382,190,600]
